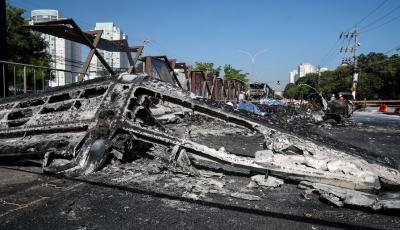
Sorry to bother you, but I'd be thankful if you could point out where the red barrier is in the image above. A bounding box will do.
[379,104,388,113]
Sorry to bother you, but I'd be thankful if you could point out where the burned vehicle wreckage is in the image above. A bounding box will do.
[1,19,400,212]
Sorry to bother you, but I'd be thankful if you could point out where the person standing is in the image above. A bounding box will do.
[238,91,245,102]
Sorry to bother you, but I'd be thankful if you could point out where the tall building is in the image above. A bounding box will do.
[289,69,298,84]
[289,64,328,84]
[31,9,81,87]
[298,63,317,78]
[89,22,128,79]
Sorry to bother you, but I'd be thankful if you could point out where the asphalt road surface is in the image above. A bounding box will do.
[1,111,400,229]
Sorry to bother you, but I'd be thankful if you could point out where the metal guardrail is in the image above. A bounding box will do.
[0,60,117,99]
[1,59,246,103]
[353,100,400,105]
[1,60,82,98]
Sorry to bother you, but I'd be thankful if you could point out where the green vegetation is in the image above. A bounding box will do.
[223,64,249,85]
[193,62,222,76]
[357,53,399,99]
[6,3,51,90]
[193,62,250,86]
[6,4,50,66]
[283,52,400,100]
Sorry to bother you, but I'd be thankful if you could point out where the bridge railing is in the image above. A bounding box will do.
[0,60,120,99]
[353,100,400,105]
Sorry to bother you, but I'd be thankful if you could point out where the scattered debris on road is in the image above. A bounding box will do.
[1,72,399,211]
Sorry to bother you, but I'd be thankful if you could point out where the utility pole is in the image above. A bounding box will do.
[339,28,360,99]
[352,28,359,100]
[0,0,8,97]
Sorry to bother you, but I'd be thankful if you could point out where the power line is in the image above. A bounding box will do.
[52,55,103,69]
[50,57,108,73]
[359,56,400,68]
[53,55,84,64]
[50,59,85,72]
[51,56,129,75]
[359,3,400,31]
[318,39,340,66]
[51,57,88,69]
[318,0,389,68]
[51,54,116,71]
[352,0,388,28]
[360,14,400,34]
[384,44,400,54]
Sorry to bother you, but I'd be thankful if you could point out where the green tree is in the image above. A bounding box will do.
[6,4,50,66]
[283,83,298,99]
[318,70,340,97]
[6,3,51,91]
[357,72,382,99]
[193,62,221,76]
[223,64,249,85]
[296,73,319,91]
[357,52,400,99]
[283,66,353,99]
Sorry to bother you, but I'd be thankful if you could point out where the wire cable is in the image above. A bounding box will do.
[317,1,387,67]
[359,57,400,68]
[353,0,388,28]
[50,57,108,73]
[360,14,400,33]
[384,44,400,54]
[359,3,400,31]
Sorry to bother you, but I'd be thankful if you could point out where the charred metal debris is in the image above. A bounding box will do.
[0,18,399,211]
[1,74,400,211]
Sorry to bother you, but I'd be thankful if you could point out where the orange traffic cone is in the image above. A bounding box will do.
[379,104,388,113]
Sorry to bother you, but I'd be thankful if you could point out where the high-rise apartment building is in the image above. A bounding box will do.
[298,63,317,78]
[89,22,128,79]
[288,64,328,85]
[289,69,298,84]
[31,9,81,87]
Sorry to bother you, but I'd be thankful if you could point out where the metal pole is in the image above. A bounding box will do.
[13,65,16,95]
[23,66,27,94]
[352,28,359,100]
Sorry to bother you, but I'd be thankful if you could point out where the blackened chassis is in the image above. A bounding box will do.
[1,74,399,210]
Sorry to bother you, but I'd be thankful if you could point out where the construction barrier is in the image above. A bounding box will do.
[378,104,388,113]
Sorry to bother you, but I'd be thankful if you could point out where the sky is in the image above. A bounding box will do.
[8,0,400,91]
